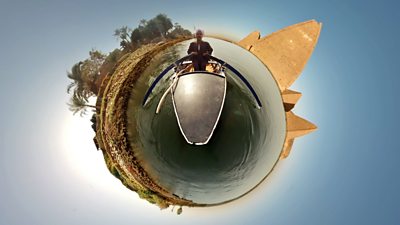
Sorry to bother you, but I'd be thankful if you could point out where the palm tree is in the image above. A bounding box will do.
[67,62,93,102]
[114,26,135,52]
[154,13,173,38]
[67,60,101,116]
[67,91,97,116]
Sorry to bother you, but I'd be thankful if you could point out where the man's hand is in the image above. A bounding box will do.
[191,52,198,55]
[202,52,209,56]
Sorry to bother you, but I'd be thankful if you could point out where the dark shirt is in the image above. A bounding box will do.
[187,41,213,62]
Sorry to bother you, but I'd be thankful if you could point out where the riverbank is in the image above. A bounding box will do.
[93,37,206,209]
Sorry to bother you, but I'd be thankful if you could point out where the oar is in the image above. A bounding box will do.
[155,67,187,114]
[155,75,177,114]
[209,55,263,108]
[142,55,192,106]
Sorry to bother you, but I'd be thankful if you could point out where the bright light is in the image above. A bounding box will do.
[59,112,167,213]
[60,113,119,191]
[183,77,195,95]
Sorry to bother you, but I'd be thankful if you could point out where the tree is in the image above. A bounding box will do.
[167,23,192,39]
[67,62,91,101]
[80,49,106,94]
[67,91,97,116]
[177,206,183,215]
[67,50,105,116]
[98,48,123,84]
[139,19,147,28]
[153,13,173,38]
[114,26,134,51]
[114,14,190,52]
[130,28,143,46]
[141,14,173,41]
[67,13,193,117]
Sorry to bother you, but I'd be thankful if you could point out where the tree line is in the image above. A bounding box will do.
[67,13,192,116]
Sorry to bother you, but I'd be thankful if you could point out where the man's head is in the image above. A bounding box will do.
[195,29,204,42]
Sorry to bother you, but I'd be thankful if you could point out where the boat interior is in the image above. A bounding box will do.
[142,55,262,109]
[175,60,224,76]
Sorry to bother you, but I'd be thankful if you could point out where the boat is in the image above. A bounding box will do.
[142,55,262,145]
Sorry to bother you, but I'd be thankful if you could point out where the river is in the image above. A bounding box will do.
[126,38,286,205]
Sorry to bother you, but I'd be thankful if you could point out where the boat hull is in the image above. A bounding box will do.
[172,72,226,145]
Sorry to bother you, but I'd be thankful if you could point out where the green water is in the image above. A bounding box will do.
[127,38,286,205]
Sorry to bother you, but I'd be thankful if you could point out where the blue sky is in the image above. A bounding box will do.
[0,0,399,224]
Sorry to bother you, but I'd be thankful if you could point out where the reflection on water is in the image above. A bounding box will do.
[127,38,286,204]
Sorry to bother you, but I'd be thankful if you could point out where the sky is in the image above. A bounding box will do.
[0,0,399,224]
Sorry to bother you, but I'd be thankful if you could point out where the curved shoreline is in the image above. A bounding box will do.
[94,38,207,208]
[93,36,289,209]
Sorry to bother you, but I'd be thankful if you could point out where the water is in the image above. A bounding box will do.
[127,38,286,205]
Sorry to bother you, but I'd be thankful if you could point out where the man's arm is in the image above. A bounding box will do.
[208,42,213,55]
[202,42,213,56]
[187,43,195,54]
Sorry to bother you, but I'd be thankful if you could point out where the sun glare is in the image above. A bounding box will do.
[61,113,117,190]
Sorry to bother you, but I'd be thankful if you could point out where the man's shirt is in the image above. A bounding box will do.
[187,41,213,61]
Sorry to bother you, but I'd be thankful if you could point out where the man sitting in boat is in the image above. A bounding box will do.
[187,29,213,71]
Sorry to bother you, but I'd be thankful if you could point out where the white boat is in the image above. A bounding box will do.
[142,55,262,145]
[172,70,226,145]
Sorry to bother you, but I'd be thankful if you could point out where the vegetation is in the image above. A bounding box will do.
[177,206,183,215]
[67,13,191,116]
[66,13,194,212]
[67,91,97,116]
[114,14,191,53]
[66,49,106,115]
[102,151,170,209]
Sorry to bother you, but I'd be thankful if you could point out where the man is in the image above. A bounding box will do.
[187,29,213,71]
